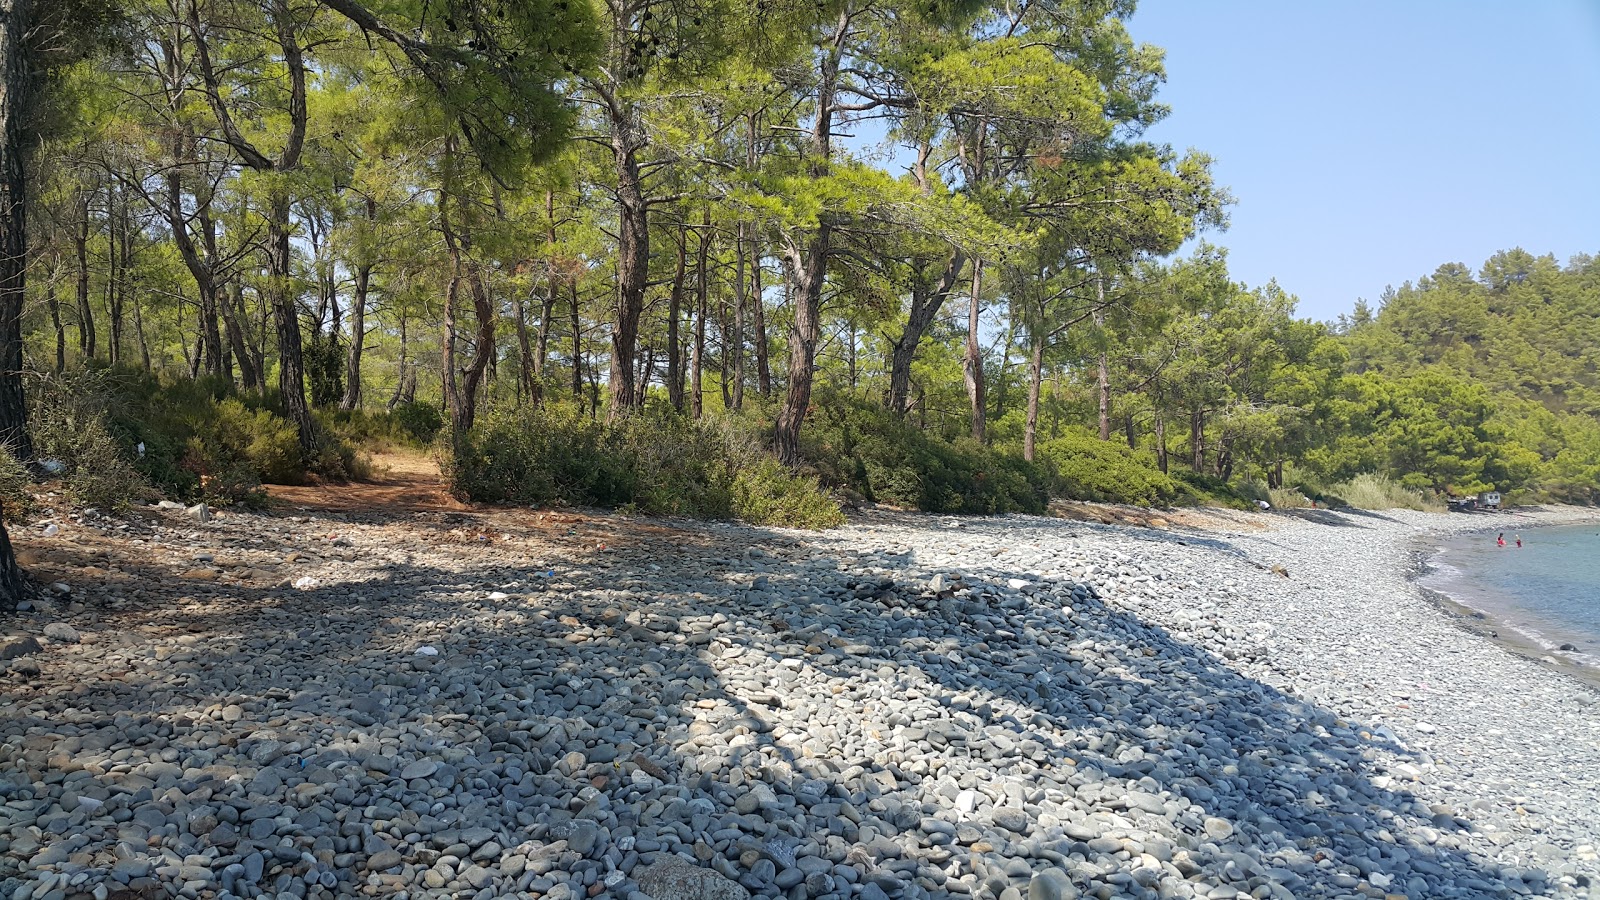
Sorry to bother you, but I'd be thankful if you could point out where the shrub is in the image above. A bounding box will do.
[1037,431,1184,507]
[391,401,445,446]
[803,396,1049,514]
[450,404,843,526]
[1322,473,1444,511]
[0,446,33,521]
[732,457,846,528]
[1267,487,1313,509]
[29,366,367,507]
[29,374,154,511]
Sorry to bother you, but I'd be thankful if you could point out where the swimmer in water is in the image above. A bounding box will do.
[1497,533,1505,548]
[1516,534,1522,548]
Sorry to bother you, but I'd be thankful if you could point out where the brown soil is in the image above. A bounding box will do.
[265,451,466,514]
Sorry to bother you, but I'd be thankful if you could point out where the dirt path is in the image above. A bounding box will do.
[265,451,467,514]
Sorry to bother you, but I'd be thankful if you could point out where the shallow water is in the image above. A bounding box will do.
[1421,523,1600,665]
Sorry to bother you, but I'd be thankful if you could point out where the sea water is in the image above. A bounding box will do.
[1420,523,1600,666]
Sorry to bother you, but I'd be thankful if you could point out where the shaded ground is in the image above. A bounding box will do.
[0,477,1593,900]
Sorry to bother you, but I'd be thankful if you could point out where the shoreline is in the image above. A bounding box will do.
[1404,508,1600,692]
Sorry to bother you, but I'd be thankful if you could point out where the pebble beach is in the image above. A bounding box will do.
[1,501,1598,900]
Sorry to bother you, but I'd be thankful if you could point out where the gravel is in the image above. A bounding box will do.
[0,501,1596,900]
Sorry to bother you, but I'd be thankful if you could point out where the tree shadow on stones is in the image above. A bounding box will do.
[0,508,1564,900]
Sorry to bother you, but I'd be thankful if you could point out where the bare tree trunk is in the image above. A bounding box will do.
[962,258,987,443]
[1024,330,1044,462]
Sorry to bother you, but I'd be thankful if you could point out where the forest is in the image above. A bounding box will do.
[2,0,1599,604]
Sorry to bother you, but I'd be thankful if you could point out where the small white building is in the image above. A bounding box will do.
[1481,491,1502,509]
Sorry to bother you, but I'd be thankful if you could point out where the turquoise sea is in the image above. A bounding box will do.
[1420,523,1600,667]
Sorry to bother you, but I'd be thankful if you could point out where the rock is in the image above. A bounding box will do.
[1560,643,1580,652]
[991,807,1030,834]
[1203,817,1234,840]
[0,635,41,659]
[366,850,403,871]
[401,759,439,780]
[185,502,211,521]
[635,856,751,900]
[1416,721,1437,734]
[1029,869,1078,900]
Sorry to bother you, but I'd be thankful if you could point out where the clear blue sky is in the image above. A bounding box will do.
[1128,0,1600,322]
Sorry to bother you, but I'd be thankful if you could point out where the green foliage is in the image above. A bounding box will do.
[804,395,1049,515]
[731,457,846,529]
[1318,473,1445,512]
[29,374,155,511]
[1036,430,1183,506]
[0,448,33,522]
[306,333,345,408]
[29,368,371,507]
[391,402,445,445]
[450,404,842,527]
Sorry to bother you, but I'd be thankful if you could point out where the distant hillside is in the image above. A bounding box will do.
[1334,249,1600,501]
[1342,249,1600,416]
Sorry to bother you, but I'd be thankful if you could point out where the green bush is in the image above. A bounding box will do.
[451,404,843,526]
[1321,473,1444,511]
[29,367,368,507]
[29,375,154,511]
[0,446,34,521]
[803,395,1049,514]
[732,457,846,528]
[1037,431,1185,507]
[391,402,445,445]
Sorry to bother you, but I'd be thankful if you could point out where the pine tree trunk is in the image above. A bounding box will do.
[690,224,708,420]
[731,222,746,411]
[387,313,408,411]
[607,120,648,420]
[222,282,260,391]
[1095,282,1111,440]
[0,0,29,459]
[268,190,314,454]
[45,277,64,372]
[74,195,94,359]
[775,233,827,466]
[0,0,38,609]
[570,280,583,402]
[963,259,987,443]
[888,250,962,415]
[666,227,686,411]
[1190,408,1205,473]
[1154,415,1168,473]
[1024,331,1044,462]
[752,253,770,396]
[340,262,370,410]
